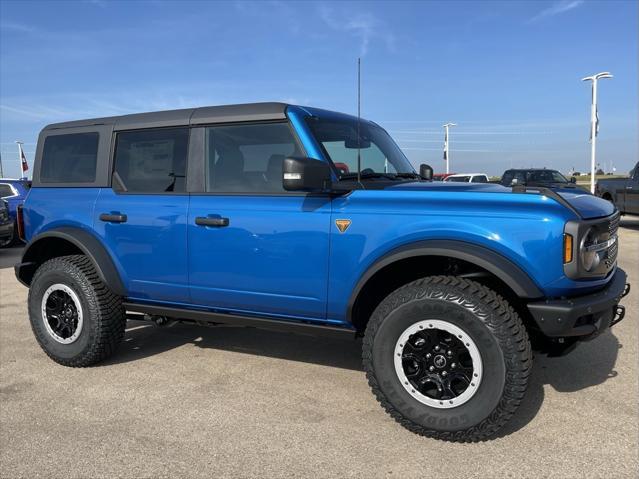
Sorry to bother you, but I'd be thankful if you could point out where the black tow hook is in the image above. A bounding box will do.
[611,305,626,327]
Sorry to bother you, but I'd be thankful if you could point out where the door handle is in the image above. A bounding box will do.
[99,213,127,223]
[195,216,229,227]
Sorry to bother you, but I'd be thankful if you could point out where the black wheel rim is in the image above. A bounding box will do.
[395,320,482,408]
[401,329,474,401]
[40,284,84,344]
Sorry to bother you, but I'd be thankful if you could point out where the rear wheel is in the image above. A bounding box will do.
[363,275,531,442]
[28,255,126,367]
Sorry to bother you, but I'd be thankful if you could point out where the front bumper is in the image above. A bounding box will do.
[527,268,630,339]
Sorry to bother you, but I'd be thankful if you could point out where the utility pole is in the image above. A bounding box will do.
[0,152,4,178]
[443,122,456,174]
[582,72,613,193]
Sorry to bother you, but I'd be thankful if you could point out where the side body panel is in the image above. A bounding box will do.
[92,188,190,303]
[188,195,333,320]
[326,189,600,323]
[23,187,99,242]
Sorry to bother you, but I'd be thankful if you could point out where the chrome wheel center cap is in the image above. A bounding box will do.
[434,355,447,368]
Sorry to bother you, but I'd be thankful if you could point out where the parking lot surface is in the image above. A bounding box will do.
[1,219,637,479]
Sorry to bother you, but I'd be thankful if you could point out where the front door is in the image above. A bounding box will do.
[188,122,332,320]
[93,127,190,303]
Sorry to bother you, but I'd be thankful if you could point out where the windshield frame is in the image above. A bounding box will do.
[304,115,416,181]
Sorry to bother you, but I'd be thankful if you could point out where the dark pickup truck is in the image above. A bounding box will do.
[596,162,639,215]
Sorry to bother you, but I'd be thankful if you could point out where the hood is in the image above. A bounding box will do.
[386,181,615,219]
[555,189,615,219]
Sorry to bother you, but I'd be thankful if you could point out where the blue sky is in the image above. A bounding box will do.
[0,0,636,177]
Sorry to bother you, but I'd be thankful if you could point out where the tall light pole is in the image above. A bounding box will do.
[443,122,456,174]
[582,72,613,193]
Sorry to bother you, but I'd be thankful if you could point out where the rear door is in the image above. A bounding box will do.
[93,127,190,303]
[187,122,332,319]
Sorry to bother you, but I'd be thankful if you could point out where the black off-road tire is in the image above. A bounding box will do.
[362,275,532,442]
[28,255,126,367]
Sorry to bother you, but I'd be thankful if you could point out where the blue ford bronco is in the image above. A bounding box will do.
[15,103,630,441]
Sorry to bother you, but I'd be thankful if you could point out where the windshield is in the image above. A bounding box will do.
[445,176,471,182]
[305,117,415,178]
[502,170,568,185]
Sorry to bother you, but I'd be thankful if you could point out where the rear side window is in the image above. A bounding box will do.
[114,128,189,193]
[41,133,99,183]
[471,175,488,183]
[0,184,16,197]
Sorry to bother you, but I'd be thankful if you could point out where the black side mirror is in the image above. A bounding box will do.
[419,164,433,181]
[283,157,332,192]
[570,176,576,183]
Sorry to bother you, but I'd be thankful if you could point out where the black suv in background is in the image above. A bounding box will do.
[500,168,579,190]
[0,200,14,247]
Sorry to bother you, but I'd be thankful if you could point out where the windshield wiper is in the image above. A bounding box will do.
[339,172,420,181]
[394,172,421,179]
[339,172,397,181]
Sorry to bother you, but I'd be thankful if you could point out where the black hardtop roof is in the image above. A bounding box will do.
[43,102,289,131]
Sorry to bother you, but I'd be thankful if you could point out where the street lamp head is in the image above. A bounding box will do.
[443,122,457,128]
[582,72,613,82]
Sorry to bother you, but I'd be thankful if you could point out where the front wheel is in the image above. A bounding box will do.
[363,276,532,442]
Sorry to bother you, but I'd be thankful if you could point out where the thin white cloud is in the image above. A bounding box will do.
[318,4,394,57]
[0,22,36,33]
[529,0,584,23]
[85,0,108,8]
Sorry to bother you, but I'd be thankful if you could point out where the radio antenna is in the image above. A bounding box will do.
[357,57,362,184]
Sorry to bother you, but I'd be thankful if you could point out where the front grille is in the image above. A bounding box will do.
[608,213,620,238]
[564,212,621,279]
[606,240,618,268]
[602,212,620,271]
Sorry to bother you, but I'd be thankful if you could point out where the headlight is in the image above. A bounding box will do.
[580,227,601,272]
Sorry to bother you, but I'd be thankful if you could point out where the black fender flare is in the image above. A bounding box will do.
[15,227,126,296]
[347,239,544,322]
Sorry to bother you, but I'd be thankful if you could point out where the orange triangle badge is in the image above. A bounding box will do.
[335,219,352,233]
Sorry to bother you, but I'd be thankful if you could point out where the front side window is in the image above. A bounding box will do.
[501,171,526,185]
[205,122,302,193]
[41,132,99,183]
[114,128,188,193]
[471,175,488,183]
[305,117,415,179]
